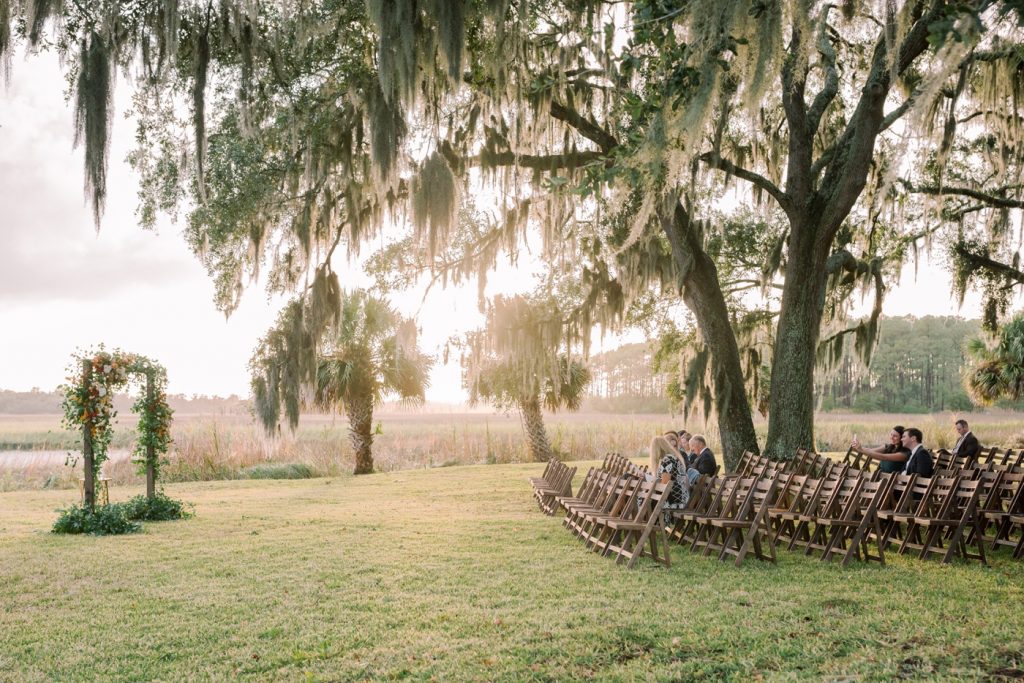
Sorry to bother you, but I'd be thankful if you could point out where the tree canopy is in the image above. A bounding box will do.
[7,0,1024,462]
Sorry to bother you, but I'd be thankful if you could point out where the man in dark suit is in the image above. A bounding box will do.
[686,435,717,484]
[951,419,981,460]
[901,427,934,477]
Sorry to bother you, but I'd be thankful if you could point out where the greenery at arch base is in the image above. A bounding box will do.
[52,347,190,535]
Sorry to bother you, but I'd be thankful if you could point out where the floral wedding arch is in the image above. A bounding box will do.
[61,348,173,510]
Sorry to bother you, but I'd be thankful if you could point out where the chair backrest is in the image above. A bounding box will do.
[876,473,915,511]
[571,467,597,499]
[720,476,759,520]
[805,477,841,516]
[852,479,886,517]
[988,472,1024,515]
[942,478,985,521]
[950,453,972,471]
[1009,449,1024,469]
[824,462,849,481]
[917,475,961,519]
[934,450,954,471]
[707,476,744,518]
[974,469,1004,510]
[818,475,863,520]
[746,475,780,521]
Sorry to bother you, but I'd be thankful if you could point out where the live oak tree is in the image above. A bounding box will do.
[8,0,1024,463]
[251,288,432,474]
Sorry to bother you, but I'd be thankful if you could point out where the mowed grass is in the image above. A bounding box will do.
[2,463,1024,682]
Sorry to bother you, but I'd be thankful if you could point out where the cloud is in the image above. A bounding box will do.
[0,55,195,303]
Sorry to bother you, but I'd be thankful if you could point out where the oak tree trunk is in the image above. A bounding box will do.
[663,202,759,471]
[764,226,830,459]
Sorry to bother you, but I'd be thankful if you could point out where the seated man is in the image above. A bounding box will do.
[951,419,981,459]
[902,427,934,477]
[686,435,717,484]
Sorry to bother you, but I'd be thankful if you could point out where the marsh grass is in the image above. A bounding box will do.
[1,462,1022,681]
[3,411,1024,492]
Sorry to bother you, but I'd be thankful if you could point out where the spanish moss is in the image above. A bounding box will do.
[74,32,113,226]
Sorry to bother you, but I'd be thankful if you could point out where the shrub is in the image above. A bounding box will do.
[241,462,316,480]
[52,504,141,536]
[121,492,193,521]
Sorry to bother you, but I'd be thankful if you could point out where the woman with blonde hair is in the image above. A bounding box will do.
[647,431,690,523]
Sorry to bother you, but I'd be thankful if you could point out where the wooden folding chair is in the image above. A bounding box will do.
[788,477,841,552]
[981,472,1024,551]
[693,477,756,557]
[805,475,862,558]
[605,480,673,568]
[734,451,755,476]
[582,477,646,555]
[687,477,745,554]
[708,476,779,566]
[818,479,887,566]
[907,478,987,564]
[1010,514,1024,558]
[897,476,959,556]
[765,474,816,547]
[528,459,555,489]
[667,475,725,546]
[554,467,600,513]
[534,463,576,515]
[563,472,627,538]
[581,479,643,552]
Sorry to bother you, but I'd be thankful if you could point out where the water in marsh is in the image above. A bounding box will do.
[0,449,131,469]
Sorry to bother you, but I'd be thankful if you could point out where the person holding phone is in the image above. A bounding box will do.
[850,425,911,474]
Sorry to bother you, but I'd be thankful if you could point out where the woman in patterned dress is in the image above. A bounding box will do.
[648,431,691,525]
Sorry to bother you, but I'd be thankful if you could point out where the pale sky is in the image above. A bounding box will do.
[0,54,993,403]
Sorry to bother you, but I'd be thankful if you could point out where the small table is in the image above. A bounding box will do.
[77,477,111,506]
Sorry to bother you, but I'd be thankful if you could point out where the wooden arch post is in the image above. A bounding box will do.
[146,369,156,500]
[82,359,96,511]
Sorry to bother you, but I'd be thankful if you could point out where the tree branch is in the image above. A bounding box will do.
[807,9,840,135]
[954,244,1024,286]
[468,149,606,171]
[904,182,1024,210]
[699,152,790,210]
[549,99,618,153]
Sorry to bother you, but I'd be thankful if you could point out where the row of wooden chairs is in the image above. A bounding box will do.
[556,466,672,568]
[528,459,577,516]
[842,444,1024,474]
[668,466,1024,567]
[532,447,1024,568]
[599,452,648,478]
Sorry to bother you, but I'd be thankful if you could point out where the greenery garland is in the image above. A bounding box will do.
[60,348,173,492]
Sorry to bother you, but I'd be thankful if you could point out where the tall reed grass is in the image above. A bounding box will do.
[2,411,1023,492]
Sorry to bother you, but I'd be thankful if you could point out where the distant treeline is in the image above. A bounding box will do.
[818,315,991,413]
[0,389,250,415]
[583,343,672,414]
[584,316,1017,415]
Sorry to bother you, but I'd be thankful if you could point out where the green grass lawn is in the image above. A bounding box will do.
[2,462,1023,682]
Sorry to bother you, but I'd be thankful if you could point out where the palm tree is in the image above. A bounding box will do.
[965,314,1024,405]
[468,355,590,462]
[315,292,433,474]
[463,295,591,462]
[251,288,432,475]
